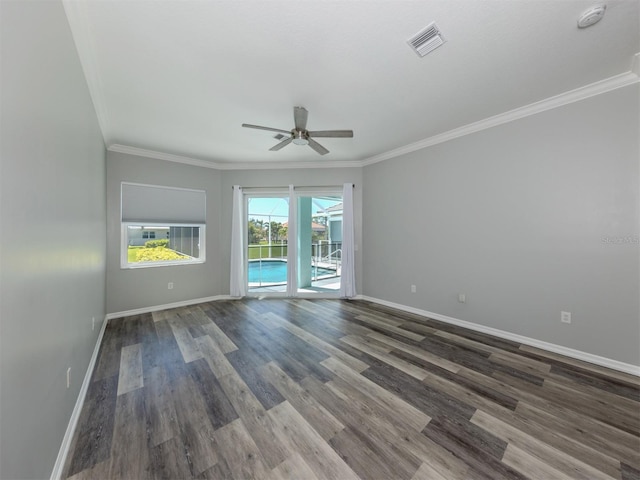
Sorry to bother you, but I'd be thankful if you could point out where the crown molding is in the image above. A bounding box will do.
[360,68,640,166]
[109,65,639,171]
[107,144,363,170]
[216,159,364,170]
[108,144,224,169]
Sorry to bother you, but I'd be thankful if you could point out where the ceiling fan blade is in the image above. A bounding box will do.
[242,123,291,135]
[269,137,293,151]
[307,130,354,138]
[294,107,308,131]
[307,137,329,155]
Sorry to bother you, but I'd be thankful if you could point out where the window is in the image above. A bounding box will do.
[121,183,206,268]
[244,188,343,295]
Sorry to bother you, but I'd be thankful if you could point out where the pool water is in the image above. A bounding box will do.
[248,260,336,284]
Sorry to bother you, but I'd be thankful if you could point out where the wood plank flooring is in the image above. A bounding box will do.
[63,299,640,480]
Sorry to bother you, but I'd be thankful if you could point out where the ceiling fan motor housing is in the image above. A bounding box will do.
[242,106,353,155]
[292,130,309,145]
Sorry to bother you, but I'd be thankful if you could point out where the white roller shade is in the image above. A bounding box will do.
[121,182,206,224]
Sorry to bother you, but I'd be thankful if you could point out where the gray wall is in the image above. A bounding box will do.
[0,1,107,479]
[106,160,361,309]
[363,84,640,365]
[220,168,363,295]
[106,151,223,313]
[1,3,635,478]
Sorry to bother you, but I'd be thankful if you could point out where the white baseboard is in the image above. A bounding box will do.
[357,295,640,377]
[106,293,350,320]
[51,295,233,479]
[105,295,234,320]
[50,314,109,480]
[51,293,638,480]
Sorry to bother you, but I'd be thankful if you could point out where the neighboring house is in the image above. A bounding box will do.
[323,203,343,244]
[127,226,169,246]
[2,2,638,480]
[282,221,326,234]
[306,203,343,244]
[127,226,200,259]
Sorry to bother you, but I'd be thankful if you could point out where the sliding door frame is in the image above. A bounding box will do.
[243,186,343,298]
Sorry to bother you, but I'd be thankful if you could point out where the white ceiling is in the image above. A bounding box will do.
[63,0,639,168]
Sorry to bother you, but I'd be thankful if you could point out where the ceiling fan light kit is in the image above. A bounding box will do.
[292,131,309,146]
[242,106,353,155]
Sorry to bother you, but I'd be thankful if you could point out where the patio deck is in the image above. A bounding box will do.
[248,276,341,294]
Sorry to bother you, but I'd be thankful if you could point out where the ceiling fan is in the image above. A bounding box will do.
[242,106,353,155]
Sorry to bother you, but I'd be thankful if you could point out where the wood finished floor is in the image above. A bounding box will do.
[63,298,640,480]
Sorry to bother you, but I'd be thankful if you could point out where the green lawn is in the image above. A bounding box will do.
[127,245,189,263]
[248,244,287,259]
[128,246,143,262]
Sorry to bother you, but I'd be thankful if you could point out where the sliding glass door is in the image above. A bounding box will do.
[246,195,290,293]
[294,193,342,294]
[246,189,343,296]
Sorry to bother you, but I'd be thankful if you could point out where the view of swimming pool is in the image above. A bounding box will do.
[248,260,336,284]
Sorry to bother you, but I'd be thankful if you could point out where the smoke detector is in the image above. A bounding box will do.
[577,5,606,28]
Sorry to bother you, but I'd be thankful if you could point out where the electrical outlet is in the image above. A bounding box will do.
[411,285,416,293]
[458,293,466,303]
[561,311,572,324]
[66,367,71,388]
[168,282,174,290]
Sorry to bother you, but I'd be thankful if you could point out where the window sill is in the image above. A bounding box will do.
[121,259,205,270]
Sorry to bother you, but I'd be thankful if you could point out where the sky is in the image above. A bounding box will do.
[248,196,341,222]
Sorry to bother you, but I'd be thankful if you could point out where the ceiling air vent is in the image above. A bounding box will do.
[408,22,446,57]
[274,134,288,141]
